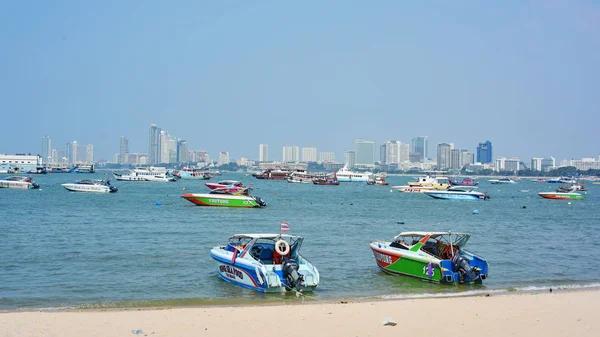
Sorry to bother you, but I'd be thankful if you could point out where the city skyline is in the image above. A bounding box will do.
[1,2,598,161]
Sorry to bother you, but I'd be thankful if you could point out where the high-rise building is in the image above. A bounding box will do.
[119,136,129,164]
[65,142,72,164]
[301,147,317,162]
[282,146,299,162]
[495,157,520,172]
[71,141,79,164]
[319,152,335,163]
[382,141,409,164]
[196,150,210,163]
[354,139,375,166]
[531,157,543,171]
[148,124,162,165]
[86,144,94,163]
[411,137,428,162]
[41,136,52,163]
[436,143,453,169]
[177,140,188,163]
[450,149,472,170]
[218,151,230,166]
[477,141,493,163]
[344,150,356,168]
[51,148,62,164]
[541,157,555,172]
[259,144,269,162]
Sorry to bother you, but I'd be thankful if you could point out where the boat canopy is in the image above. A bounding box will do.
[230,234,301,240]
[447,186,478,192]
[394,232,471,247]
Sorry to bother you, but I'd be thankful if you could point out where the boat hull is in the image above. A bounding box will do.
[393,186,435,193]
[0,181,39,189]
[423,192,487,200]
[181,193,264,207]
[61,184,115,193]
[538,192,584,200]
[369,242,488,284]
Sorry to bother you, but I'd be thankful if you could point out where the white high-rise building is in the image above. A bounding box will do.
[259,144,268,162]
[301,147,317,162]
[71,141,79,164]
[382,141,409,164]
[344,150,356,168]
[319,152,335,163]
[119,136,129,164]
[282,146,299,162]
[86,144,94,163]
[41,136,52,163]
[218,152,230,166]
[354,139,375,166]
[495,157,521,172]
[531,157,543,171]
[159,131,176,164]
[436,143,453,169]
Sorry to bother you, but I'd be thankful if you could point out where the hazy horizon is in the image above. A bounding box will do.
[1,1,598,162]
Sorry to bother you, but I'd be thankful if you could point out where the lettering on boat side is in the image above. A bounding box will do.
[373,251,392,265]
[219,265,244,280]
[209,199,230,204]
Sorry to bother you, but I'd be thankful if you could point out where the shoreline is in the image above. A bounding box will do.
[1,289,596,337]
[3,283,599,314]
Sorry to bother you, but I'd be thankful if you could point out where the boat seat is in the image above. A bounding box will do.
[258,247,274,264]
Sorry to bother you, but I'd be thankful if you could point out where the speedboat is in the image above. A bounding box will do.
[538,191,584,200]
[0,176,40,189]
[366,175,389,185]
[369,232,489,284]
[449,177,478,186]
[287,169,320,184]
[335,164,372,182]
[205,180,244,190]
[423,186,490,200]
[557,183,586,192]
[143,175,177,182]
[210,233,320,292]
[181,187,266,208]
[62,179,118,193]
[488,177,516,184]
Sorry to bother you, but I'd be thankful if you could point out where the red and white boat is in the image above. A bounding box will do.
[205,180,245,190]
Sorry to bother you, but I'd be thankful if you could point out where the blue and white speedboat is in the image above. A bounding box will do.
[210,234,320,293]
[423,186,490,200]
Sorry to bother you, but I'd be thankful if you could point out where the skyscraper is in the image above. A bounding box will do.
[411,136,428,162]
[119,136,129,164]
[436,143,453,169]
[177,139,188,163]
[65,142,72,164]
[319,152,335,163]
[344,150,356,168]
[301,147,317,162]
[259,144,268,162]
[218,151,230,166]
[86,144,94,163]
[354,139,375,166]
[282,146,299,162]
[71,141,79,164]
[148,124,161,165]
[477,141,493,163]
[381,140,409,164]
[41,136,52,163]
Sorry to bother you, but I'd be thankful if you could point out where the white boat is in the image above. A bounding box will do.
[175,167,211,180]
[392,175,450,192]
[143,175,177,182]
[287,169,322,183]
[62,179,118,193]
[0,176,40,189]
[423,186,490,200]
[488,177,516,184]
[75,164,95,173]
[113,167,172,181]
[335,164,372,182]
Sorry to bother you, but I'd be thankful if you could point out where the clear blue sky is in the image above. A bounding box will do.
[1,1,598,162]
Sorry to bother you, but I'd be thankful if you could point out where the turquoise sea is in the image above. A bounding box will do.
[1,172,600,310]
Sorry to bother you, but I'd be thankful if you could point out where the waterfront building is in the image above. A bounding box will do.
[218,152,230,166]
[177,139,188,163]
[86,144,94,163]
[344,150,356,168]
[282,146,299,162]
[41,136,52,163]
[495,157,520,172]
[531,157,543,171]
[148,124,162,165]
[354,139,375,166]
[0,154,43,173]
[319,152,335,163]
[477,141,493,163]
[569,157,600,170]
[436,143,453,170]
[259,144,268,162]
[410,136,428,162]
[119,136,129,164]
[51,148,62,164]
[381,140,409,165]
[301,147,317,162]
[195,150,210,163]
[541,157,555,172]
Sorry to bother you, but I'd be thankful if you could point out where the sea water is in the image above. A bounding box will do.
[1,172,599,310]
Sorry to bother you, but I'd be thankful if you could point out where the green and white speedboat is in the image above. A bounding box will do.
[181,187,266,208]
[369,232,488,284]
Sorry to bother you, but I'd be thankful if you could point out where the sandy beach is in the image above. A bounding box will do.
[1,289,596,337]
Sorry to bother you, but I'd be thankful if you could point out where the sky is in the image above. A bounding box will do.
[1,1,598,162]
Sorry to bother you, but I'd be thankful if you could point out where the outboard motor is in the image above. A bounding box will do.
[253,197,267,207]
[452,253,480,282]
[282,257,304,291]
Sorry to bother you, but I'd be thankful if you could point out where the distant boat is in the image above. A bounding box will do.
[336,164,372,182]
[449,177,478,186]
[423,186,490,200]
[538,191,584,200]
[62,179,117,193]
[488,177,516,184]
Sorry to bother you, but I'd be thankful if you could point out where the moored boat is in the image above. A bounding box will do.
[488,177,516,184]
[538,191,584,200]
[75,164,95,173]
[113,167,172,181]
[181,187,266,207]
[0,176,40,189]
[367,175,388,185]
[335,164,372,182]
[253,168,291,180]
[392,175,449,192]
[423,186,490,200]
[143,175,178,182]
[287,169,322,183]
[205,180,244,190]
[449,177,478,186]
[174,167,211,180]
[61,179,117,193]
[313,174,339,185]
[369,232,488,284]
[210,233,320,292]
